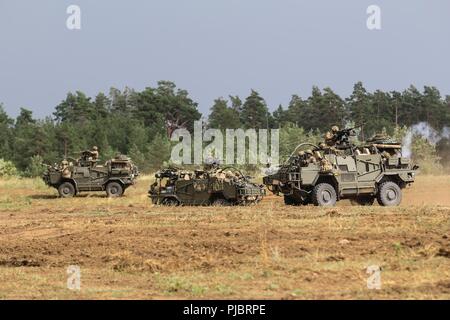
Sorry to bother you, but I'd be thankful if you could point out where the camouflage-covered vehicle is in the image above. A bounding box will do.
[43,152,139,198]
[263,129,418,207]
[149,166,265,206]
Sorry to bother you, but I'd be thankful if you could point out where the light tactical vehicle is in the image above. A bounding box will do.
[149,166,265,206]
[43,152,139,198]
[263,130,418,207]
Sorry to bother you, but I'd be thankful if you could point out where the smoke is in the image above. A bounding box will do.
[402,122,450,158]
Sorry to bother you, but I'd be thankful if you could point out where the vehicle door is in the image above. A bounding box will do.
[335,155,358,195]
[175,179,210,205]
[355,153,381,191]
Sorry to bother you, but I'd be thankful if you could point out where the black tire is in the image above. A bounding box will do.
[161,197,179,206]
[284,195,295,205]
[377,181,402,206]
[58,182,76,198]
[284,194,306,206]
[106,182,124,198]
[212,198,231,206]
[312,183,337,207]
[301,195,312,206]
[350,196,375,206]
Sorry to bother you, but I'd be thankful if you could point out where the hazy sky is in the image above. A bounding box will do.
[1,0,449,118]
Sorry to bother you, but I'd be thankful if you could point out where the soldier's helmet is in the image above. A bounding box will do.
[92,146,98,151]
[306,149,313,155]
[331,126,339,133]
[298,151,305,156]
[61,160,69,166]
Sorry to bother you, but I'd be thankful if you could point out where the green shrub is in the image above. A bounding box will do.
[0,159,18,177]
[23,155,46,177]
[411,137,443,175]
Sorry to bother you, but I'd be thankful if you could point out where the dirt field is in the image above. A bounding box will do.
[0,175,449,299]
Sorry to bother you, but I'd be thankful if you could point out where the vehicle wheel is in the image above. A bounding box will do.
[284,195,304,206]
[162,197,179,206]
[284,195,295,205]
[106,182,124,198]
[312,183,337,207]
[377,181,402,206]
[58,182,76,198]
[301,195,312,206]
[212,198,231,206]
[350,196,375,206]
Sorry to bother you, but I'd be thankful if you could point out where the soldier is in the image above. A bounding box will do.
[319,158,333,172]
[324,131,334,146]
[324,126,339,147]
[381,151,391,159]
[225,170,235,181]
[61,160,71,178]
[91,146,99,161]
[305,149,317,164]
[298,150,308,166]
[215,169,226,180]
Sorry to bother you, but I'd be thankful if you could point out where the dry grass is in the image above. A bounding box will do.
[0,175,449,299]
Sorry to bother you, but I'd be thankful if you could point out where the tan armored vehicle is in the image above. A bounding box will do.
[264,129,418,207]
[43,152,139,198]
[149,166,265,206]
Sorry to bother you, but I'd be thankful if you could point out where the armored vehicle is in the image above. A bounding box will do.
[263,129,418,207]
[43,152,139,198]
[149,166,265,206]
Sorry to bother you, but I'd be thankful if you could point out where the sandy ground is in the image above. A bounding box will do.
[0,175,449,299]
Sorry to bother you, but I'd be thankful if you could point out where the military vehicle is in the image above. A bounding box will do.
[149,166,265,206]
[263,129,418,207]
[43,152,139,198]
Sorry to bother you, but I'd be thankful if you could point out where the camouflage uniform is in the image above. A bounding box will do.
[215,170,226,180]
[61,160,71,178]
[298,151,308,166]
[320,159,333,172]
[305,149,317,164]
[90,146,99,161]
[324,131,334,146]
[381,151,391,159]
[324,126,339,147]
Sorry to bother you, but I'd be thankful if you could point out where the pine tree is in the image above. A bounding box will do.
[240,90,269,129]
[155,81,202,137]
[0,104,13,160]
[54,91,95,123]
[319,87,346,131]
[346,82,373,139]
[128,144,147,172]
[208,98,241,129]
[93,92,110,120]
[147,133,172,171]
[272,105,289,128]
[286,95,308,128]
[13,108,40,170]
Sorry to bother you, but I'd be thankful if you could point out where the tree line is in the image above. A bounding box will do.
[0,81,449,176]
